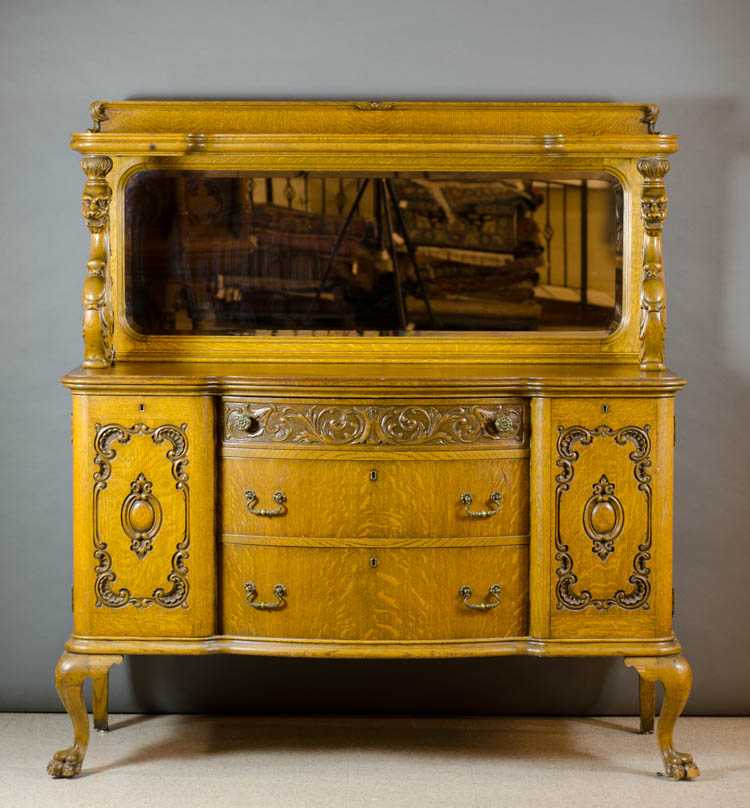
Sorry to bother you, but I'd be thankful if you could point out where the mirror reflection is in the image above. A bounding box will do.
[125,171,623,335]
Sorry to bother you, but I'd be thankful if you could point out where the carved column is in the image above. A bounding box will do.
[637,156,670,371]
[80,155,115,367]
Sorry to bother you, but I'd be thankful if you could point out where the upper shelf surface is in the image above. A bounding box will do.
[70,101,678,156]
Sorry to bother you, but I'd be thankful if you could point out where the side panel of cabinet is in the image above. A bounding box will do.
[71,394,216,638]
[530,396,674,640]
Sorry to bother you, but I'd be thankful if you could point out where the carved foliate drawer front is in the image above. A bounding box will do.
[223,400,528,448]
[221,544,529,641]
[536,397,674,640]
[71,395,215,638]
[222,456,529,540]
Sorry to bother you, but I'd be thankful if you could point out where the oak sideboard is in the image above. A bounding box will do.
[48,100,698,781]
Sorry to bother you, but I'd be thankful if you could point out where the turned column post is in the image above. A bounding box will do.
[80,155,115,367]
[638,156,670,371]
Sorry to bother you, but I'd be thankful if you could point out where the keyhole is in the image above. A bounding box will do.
[139,403,146,412]
[369,556,379,569]
[369,469,378,482]
[601,403,609,414]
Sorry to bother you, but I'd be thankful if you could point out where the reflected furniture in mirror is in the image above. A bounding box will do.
[49,101,697,781]
[125,170,622,335]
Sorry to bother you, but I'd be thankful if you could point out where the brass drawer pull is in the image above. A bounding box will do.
[245,489,287,518]
[244,582,287,611]
[460,491,502,518]
[459,584,502,611]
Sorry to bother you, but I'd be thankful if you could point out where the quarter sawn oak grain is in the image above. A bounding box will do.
[47,101,696,783]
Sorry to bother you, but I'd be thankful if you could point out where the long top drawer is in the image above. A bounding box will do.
[223,400,528,449]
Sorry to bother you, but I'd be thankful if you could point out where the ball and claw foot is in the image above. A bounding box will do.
[47,746,84,779]
[663,750,700,781]
[46,652,122,779]
[625,655,699,782]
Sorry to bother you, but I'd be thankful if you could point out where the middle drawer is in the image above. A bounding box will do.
[222,455,529,540]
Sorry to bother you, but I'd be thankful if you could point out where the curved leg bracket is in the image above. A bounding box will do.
[47,652,123,779]
[625,655,699,781]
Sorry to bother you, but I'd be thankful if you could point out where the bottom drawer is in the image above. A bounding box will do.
[221,544,528,641]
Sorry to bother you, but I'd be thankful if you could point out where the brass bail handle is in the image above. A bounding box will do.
[460,491,502,518]
[245,582,287,611]
[245,489,287,517]
[459,584,502,611]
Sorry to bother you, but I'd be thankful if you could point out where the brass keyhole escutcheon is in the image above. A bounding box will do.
[369,556,379,569]
[601,403,609,414]
[369,469,378,482]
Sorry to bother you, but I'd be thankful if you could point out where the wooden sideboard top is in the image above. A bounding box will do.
[61,362,685,395]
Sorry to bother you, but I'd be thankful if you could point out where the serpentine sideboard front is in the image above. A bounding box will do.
[48,100,698,782]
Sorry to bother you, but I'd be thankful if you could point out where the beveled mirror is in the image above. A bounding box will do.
[125,170,623,336]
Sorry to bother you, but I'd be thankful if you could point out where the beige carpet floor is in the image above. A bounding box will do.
[3,714,749,807]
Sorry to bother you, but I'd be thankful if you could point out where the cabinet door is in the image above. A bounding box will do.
[530,397,674,640]
[71,395,215,638]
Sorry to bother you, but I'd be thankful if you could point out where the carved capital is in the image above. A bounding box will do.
[80,156,113,234]
[637,157,670,371]
[637,155,670,181]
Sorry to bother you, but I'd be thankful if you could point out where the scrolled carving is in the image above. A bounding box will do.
[88,101,108,133]
[93,422,190,608]
[638,156,670,371]
[224,402,526,446]
[80,156,115,367]
[353,101,395,111]
[555,424,652,611]
[640,104,660,135]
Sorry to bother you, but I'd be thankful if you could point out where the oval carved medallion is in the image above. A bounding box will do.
[121,472,163,560]
[582,474,624,562]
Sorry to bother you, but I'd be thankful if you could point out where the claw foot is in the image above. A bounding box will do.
[48,652,123,779]
[47,746,83,779]
[625,655,699,781]
[663,750,700,781]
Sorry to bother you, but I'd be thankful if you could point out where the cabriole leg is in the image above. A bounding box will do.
[92,668,110,732]
[639,676,656,734]
[625,655,700,780]
[47,653,123,778]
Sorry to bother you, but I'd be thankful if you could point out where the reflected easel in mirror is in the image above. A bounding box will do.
[312,177,437,333]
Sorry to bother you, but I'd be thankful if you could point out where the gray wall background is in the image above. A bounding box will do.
[1,0,748,715]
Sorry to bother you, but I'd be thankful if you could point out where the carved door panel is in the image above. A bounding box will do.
[71,395,215,638]
[532,397,674,640]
